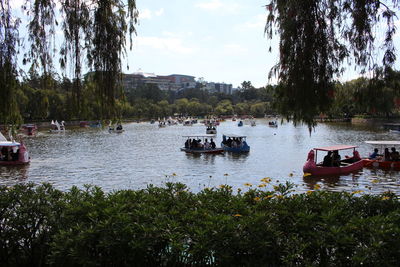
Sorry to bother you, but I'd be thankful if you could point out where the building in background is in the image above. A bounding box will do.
[122,69,232,94]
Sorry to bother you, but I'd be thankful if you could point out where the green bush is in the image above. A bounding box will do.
[0,182,399,266]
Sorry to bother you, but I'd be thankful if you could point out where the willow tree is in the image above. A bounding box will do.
[20,0,138,121]
[60,0,91,118]
[88,0,136,119]
[0,0,22,126]
[265,0,399,127]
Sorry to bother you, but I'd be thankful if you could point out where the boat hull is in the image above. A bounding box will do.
[221,144,250,153]
[0,160,29,166]
[206,130,217,135]
[303,159,364,176]
[363,159,400,169]
[0,144,30,165]
[180,148,224,154]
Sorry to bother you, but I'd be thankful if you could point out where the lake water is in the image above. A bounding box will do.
[1,119,400,195]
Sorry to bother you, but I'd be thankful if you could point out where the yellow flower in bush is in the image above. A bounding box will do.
[258,183,267,188]
[260,177,272,183]
[314,184,321,190]
[372,179,379,184]
[233,214,242,217]
[351,190,364,195]
[307,190,313,195]
[382,196,390,201]
[265,194,274,199]
[219,184,226,189]
[254,197,261,202]
[172,173,177,176]
[244,183,252,187]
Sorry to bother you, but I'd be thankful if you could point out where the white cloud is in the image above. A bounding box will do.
[162,31,193,38]
[195,0,223,10]
[244,14,266,29]
[10,0,25,9]
[222,43,248,55]
[195,0,241,13]
[134,36,194,55]
[140,8,152,20]
[139,8,164,20]
[155,8,164,16]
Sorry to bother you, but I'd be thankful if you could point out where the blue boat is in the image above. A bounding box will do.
[221,134,250,153]
[238,121,243,127]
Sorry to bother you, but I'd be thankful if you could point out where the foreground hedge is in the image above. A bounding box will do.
[0,182,399,266]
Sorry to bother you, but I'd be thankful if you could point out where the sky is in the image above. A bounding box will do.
[10,0,400,88]
[125,0,275,88]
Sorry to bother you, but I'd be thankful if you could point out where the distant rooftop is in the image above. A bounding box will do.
[131,69,157,78]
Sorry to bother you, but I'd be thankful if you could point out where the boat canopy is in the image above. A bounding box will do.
[0,141,20,147]
[314,145,357,151]
[365,140,400,146]
[222,134,247,138]
[182,134,216,138]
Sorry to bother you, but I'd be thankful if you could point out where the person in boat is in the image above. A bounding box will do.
[369,148,380,159]
[390,147,399,161]
[204,139,210,149]
[184,139,189,148]
[226,137,233,147]
[332,150,341,167]
[210,138,216,149]
[322,151,333,166]
[384,148,391,161]
[190,139,197,149]
[197,139,203,148]
[11,147,19,161]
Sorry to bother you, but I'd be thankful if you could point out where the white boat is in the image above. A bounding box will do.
[268,121,278,128]
[0,132,30,165]
[108,121,124,133]
[206,125,217,135]
[181,134,223,154]
[49,120,66,133]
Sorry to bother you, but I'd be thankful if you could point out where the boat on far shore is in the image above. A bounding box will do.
[49,120,66,133]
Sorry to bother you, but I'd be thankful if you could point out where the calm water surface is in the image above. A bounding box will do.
[1,119,400,194]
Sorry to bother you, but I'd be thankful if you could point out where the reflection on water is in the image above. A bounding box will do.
[1,119,400,194]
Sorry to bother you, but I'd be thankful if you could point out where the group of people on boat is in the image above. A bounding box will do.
[185,138,216,150]
[322,150,342,167]
[369,147,400,161]
[0,146,19,161]
[322,149,361,167]
[222,137,246,148]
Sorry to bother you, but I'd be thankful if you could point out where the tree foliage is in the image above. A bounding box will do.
[0,0,22,125]
[266,0,399,127]
[0,0,139,124]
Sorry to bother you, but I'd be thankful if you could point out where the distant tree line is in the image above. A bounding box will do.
[11,68,400,122]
